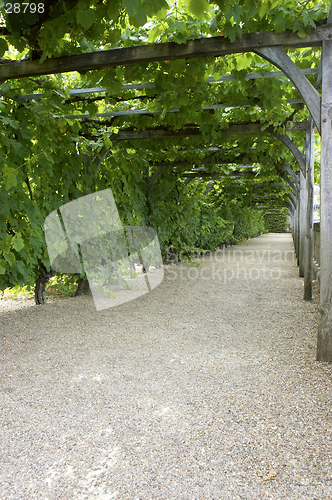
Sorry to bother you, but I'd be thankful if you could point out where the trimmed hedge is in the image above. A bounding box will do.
[264,212,288,233]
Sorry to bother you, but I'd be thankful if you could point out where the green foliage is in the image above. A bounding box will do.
[1,284,34,300]
[0,0,326,296]
[46,274,78,296]
[264,212,289,232]
[218,203,266,243]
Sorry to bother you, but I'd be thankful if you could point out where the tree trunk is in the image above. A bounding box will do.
[73,277,91,296]
[34,268,57,305]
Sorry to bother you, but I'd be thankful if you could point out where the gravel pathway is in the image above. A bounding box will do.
[1,233,332,500]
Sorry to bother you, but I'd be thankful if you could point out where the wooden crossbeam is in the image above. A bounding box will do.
[0,26,331,82]
[182,171,255,178]
[218,183,286,189]
[150,161,258,168]
[84,121,307,143]
[13,68,318,102]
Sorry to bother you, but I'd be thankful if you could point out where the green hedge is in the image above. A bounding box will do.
[263,212,288,233]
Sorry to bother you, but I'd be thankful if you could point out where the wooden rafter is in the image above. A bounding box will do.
[0,25,331,82]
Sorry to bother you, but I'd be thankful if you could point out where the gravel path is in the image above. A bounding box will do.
[1,233,332,500]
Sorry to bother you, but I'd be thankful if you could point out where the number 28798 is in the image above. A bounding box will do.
[5,3,45,14]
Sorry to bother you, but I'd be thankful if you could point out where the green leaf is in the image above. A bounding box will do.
[86,102,99,118]
[0,266,5,275]
[224,23,237,43]
[235,55,252,71]
[173,32,187,44]
[3,251,15,266]
[261,122,270,131]
[0,81,11,92]
[148,24,166,43]
[123,0,147,26]
[293,20,310,38]
[183,0,210,18]
[258,1,270,18]
[273,13,286,33]
[77,0,91,8]
[76,9,96,30]
[58,117,67,127]
[12,235,24,252]
[100,70,123,95]
[107,0,121,20]
[3,167,18,190]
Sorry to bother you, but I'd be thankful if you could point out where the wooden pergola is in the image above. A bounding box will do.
[1,7,332,361]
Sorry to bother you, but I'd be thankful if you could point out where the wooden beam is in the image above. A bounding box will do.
[254,46,321,133]
[280,163,300,190]
[219,183,286,189]
[88,121,307,143]
[182,170,255,178]
[276,170,297,194]
[303,119,314,300]
[293,202,300,264]
[317,36,332,362]
[0,26,331,82]
[286,201,295,213]
[149,161,258,168]
[288,191,298,208]
[274,133,306,176]
[298,169,306,277]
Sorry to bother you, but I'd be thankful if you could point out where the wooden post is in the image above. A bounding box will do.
[293,213,296,249]
[293,201,299,265]
[299,170,306,277]
[289,203,295,246]
[303,119,314,300]
[317,35,332,362]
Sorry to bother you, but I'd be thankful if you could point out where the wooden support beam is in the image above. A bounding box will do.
[274,133,306,177]
[82,123,306,185]
[0,26,331,82]
[288,191,298,208]
[280,163,300,191]
[294,204,300,265]
[317,35,332,361]
[286,201,295,213]
[85,122,307,146]
[298,169,306,277]
[150,161,258,168]
[303,119,314,301]
[183,171,255,178]
[254,46,321,133]
[276,171,297,194]
[219,183,286,189]
[82,121,308,143]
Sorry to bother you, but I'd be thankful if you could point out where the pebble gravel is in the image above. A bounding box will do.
[1,233,332,499]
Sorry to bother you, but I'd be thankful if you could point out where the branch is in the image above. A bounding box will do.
[25,176,34,201]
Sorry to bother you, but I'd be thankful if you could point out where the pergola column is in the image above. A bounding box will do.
[317,35,332,361]
[303,119,315,301]
[298,170,306,277]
